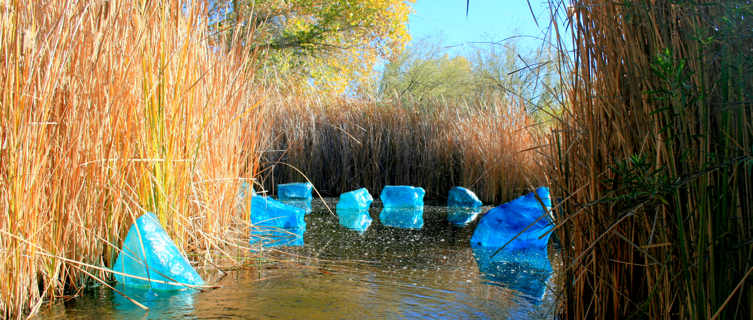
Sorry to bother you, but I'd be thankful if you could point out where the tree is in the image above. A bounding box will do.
[379,40,476,102]
[470,43,560,113]
[211,0,413,95]
[378,40,561,113]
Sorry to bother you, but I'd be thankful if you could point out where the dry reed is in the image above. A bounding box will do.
[0,1,263,318]
[551,0,753,318]
[258,93,545,204]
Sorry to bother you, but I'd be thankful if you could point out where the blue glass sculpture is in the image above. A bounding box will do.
[379,207,424,229]
[380,185,425,208]
[113,213,204,290]
[249,195,306,248]
[277,182,313,214]
[447,186,483,208]
[337,209,373,233]
[447,207,482,226]
[250,195,306,230]
[470,187,552,251]
[336,188,373,211]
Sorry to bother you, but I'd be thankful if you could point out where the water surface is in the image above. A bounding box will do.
[37,199,557,319]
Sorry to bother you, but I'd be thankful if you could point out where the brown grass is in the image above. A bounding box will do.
[551,0,753,318]
[257,93,546,204]
[0,1,263,318]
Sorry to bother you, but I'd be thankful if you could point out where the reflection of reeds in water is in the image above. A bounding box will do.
[259,95,545,204]
[551,1,753,318]
[1,2,263,317]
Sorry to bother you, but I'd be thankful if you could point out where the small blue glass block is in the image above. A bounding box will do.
[380,185,425,208]
[448,186,483,208]
[336,188,374,211]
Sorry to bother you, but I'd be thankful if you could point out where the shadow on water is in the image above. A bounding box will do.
[36,199,558,319]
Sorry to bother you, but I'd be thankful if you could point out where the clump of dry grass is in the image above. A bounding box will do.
[258,93,545,204]
[0,1,263,318]
[551,0,753,318]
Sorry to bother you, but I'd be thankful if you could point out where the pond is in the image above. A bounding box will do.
[37,199,558,319]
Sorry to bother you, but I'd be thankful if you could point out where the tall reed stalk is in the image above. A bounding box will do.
[259,94,545,204]
[552,1,753,318]
[0,2,263,318]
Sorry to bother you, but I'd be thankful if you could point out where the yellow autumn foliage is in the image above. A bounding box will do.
[218,0,414,96]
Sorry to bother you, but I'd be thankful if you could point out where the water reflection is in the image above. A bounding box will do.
[472,247,552,303]
[112,286,197,319]
[336,208,372,233]
[250,226,305,249]
[379,207,424,229]
[446,207,482,226]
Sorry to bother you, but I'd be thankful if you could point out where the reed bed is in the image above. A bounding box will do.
[0,1,263,318]
[258,94,545,204]
[552,0,753,318]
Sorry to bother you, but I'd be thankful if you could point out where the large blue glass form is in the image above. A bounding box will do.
[447,207,483,226]
[113,213,204,290]
[472,247,552,303]
[337,209,373,233]
[379,207,424,229]
[447,186,483,208]
[335,188,373,211]
[380,185,425,208]
[470,187,552,251]
[277,182,313,214]
[249,195,306,248]
[250,195,306,230]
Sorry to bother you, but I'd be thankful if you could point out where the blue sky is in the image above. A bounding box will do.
[407,0,562,54]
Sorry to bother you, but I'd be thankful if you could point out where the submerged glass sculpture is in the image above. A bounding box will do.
[470,187,552,251]
[336,188,373,211]
[277,182,313,214]
[469,187,553,302]
[337,209,373,233]
[472,247,552,303]
[379,207,424,229]
[249,195,306,248]
[380,185,425,208]
[447,186,483,208]
[113,213,204,290]
[447,207,483,226]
